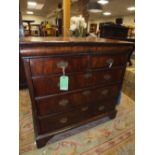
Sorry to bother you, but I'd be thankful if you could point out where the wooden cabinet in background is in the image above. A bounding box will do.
[99,23,129,40]
[89,23,97,33]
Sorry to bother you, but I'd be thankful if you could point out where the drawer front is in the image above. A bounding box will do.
[91,54,128,69]
[38,104,93,134]
[93,100,116,115]
[38,99,116,134]
[95,45,133,53]
[36,84,120,116]
[30,55,88,76]
[33,69,123,97]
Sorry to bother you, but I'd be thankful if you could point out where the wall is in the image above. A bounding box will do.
[47,16,57,26]
[87,14,135,33]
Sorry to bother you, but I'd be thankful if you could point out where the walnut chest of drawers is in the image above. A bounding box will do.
[20,37,134,148]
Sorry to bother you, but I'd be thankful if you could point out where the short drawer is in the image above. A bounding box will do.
[36,84,120,116]
[91,54,128,69]
[38,104,93,134]
[93,100,116,115]
[33,68,123,97]
[30,55,88,76]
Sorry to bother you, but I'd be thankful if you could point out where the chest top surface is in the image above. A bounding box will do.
[20,37,133,46]
[19,37,134,57]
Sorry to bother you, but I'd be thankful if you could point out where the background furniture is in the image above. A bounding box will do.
[45,27,57,36]
[22,20,35,36]
[31,24,40,36]
[128,26,135,38]
[99,23,129,40]
[20,37,134,148]
[122,61,135,100]
[89,23,97,33]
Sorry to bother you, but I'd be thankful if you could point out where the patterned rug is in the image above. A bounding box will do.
[19,89,134,155]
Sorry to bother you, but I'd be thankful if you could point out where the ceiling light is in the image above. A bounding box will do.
[87,2,102,13]
[27,1,44,10]
[28,1,37,6]
[88,9,102,13]
[26,11,34,15]
[97,0,109,5]
[35,4,44,10]
[127,6,135,11]
[103,12,111,16]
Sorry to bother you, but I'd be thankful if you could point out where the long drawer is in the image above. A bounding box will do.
[30,53,128,77]
[36,84,120,116]
[38,99,116,134]
[33,68,123,97]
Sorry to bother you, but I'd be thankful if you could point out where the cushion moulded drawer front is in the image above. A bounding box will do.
[95,45,133,54]
[33,68,123,97]
[30,55,88,76]
[93,99,116,115]
[91,54,128,69]
[36,84,120,116]
[38,104,93,134]
[38,99,116,134]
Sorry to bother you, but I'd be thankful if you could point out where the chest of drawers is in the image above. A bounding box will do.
[20,37,134,148]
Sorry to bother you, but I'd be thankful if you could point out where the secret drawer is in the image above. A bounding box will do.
[91,54,128,69]
[30,55,88,76]
[36,84,120,116]
[38,104,93,134]
[33,68,123,97]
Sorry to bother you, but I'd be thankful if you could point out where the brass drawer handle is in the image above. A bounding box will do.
[98,105,105,111]
[106,58,114,68]
[57,61,68,69]
[81,106,89,112]
[101,89,109,95]
[84,73,92,79]
[59,117,68,124]
[59,99,69,107]
[82,90,91,96]
[104,74,111,80]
